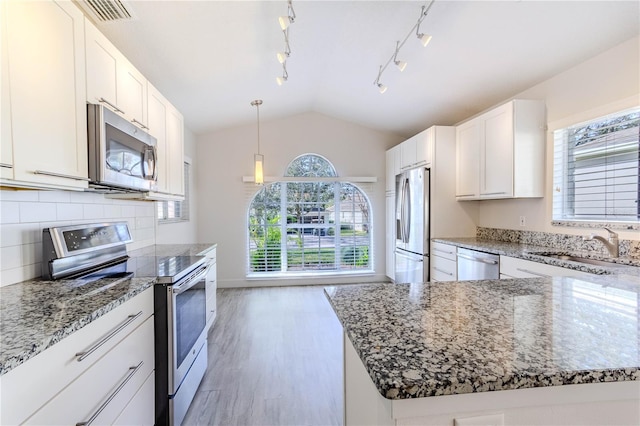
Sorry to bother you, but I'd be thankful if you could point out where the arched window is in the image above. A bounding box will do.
[248,154,372,275]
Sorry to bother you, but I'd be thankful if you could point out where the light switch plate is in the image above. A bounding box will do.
[454,413,504,426]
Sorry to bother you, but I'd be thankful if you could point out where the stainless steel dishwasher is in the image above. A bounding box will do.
[456,247,500,280]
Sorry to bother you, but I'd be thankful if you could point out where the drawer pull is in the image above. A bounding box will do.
[0,162,13,169]
[75,311,142,362]
[98,97,124,114]
[433,248,454,255]
[516,268,551,278]
[34,170,91,182]
[481,191,507,196]
[456,193,475,197]
[131,118,149,130]
[433,266,454,276]
[76,361,144,426]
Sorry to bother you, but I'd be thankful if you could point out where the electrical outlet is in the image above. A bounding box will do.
[519,216,526,227]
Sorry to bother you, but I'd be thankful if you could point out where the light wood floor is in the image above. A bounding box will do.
[182,286,344,426]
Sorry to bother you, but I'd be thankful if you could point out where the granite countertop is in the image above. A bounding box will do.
[433,237,640,277]
[325,274,640,400]
[0,243,216,376]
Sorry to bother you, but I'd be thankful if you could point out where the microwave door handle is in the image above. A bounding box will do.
[150,147,158,181]
[143,147,157,181]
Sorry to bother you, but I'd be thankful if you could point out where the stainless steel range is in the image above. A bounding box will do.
[41,222,213,426]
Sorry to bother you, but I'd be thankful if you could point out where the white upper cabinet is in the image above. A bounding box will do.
[385,145,400,194]
[400,129,432,171]
[456,99,545,200]
[1,1,13,180]
[4,0,88,190]
[85,18,148,130]
[147,83,184,197]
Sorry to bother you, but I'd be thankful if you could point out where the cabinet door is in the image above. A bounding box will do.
[85,18,119,109]
[0,1,13,179]
[455,120,480,199]
[416,128,432,167]
[167,105,184,196]
[6,0,88,189]
[385,195,395,280]
[147,84,169,193]
[117,58,147,128]
[481,103,513,198]
[385,146,399,194]
[112,372,154,426]
[400,136,416,170]
[206,262,217,326]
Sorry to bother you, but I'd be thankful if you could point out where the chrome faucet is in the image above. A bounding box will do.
[583,227,619,258]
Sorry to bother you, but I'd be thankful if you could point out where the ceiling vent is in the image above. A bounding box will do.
[81,0,135,22]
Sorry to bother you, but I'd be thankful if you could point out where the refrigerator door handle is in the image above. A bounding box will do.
[404,177,411,243]
[399,177,406,243]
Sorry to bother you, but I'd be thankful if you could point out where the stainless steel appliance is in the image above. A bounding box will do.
[394,167,430,283]
[456,247,500,280]
[40,222,213,426]
[154,256,214,426]
[87,103,158,192]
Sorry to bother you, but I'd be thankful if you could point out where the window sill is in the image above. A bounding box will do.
[552,219,639,231]
[246,269,375,280]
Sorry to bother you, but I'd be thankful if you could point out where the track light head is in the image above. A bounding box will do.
[418,33,432,47]
[276,75,288,86]
[279,16,291,30]
[395,60,407,72]
[277,52,288,64]
[377,83,387,94]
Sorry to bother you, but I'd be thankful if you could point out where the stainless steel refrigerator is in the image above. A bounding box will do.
[394,167,430,283]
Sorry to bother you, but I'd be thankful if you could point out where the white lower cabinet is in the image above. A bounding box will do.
[0,287,154,425]
[500,256,593,279]
[25,317,154,425]
[113,371,155,425]
[431,242,457,282]
[206,247,218,329]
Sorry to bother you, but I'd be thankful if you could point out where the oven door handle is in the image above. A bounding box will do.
[172,262,213,295]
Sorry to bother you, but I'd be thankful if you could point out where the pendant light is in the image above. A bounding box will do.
[251,100,264,185]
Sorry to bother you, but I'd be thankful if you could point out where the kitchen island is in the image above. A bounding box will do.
[325,275,640,425]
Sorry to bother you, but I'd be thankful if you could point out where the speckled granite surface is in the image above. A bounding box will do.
[0,275,155,376]
[325,275,640,400]
[433,237,640,277]
[0,243,216,376]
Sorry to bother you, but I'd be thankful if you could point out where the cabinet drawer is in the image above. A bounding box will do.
[431,255,457,282]
[113,370,155,426]
[500,255,592,279]
[431,242,457,261]
[25,317,154,425]
[0,287,153,425]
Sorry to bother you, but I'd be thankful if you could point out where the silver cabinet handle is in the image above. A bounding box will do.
[516,268,550,278]
[34,170,91,181]
[98,97,124,114]
[0,163,13,169]
[456,253,498,265]
[456,193,476,197]
[131,118,148,130]
[75,311,142,361]
[76,361,143,426]
[481,191,507,195]
[433,266,454,276]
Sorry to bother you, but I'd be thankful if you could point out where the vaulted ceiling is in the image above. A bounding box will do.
[94,1,639,138]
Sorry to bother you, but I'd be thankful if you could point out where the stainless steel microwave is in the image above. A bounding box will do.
[87,103,158,192]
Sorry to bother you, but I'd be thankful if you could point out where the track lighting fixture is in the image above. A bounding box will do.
[373,0,435,93]
[277,0,295,85]
[393,41,407,72]
[278,0,295,30]
[251,100,264,185]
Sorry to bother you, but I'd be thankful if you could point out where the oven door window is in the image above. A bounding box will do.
[175,281,207,367]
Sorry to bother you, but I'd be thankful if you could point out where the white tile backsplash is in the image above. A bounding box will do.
[0,189,157,287]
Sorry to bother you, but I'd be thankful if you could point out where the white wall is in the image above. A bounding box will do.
[196,111,404,288]
[156,126,199,244]
[473,36,640,241]
[0,190,156,286]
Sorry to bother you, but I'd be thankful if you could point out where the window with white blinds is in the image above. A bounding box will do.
[157,162,190,222]
[553,107,639,223]
[247,154,373,276]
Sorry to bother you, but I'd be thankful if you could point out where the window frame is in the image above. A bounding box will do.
[246,154,374,278]
[551,105,640,231]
